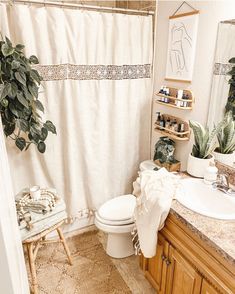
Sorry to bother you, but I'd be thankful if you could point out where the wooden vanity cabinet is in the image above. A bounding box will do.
[142,233,169,293]
[201,280,220,294]
[140,213,235,294]
[165,246,202,294]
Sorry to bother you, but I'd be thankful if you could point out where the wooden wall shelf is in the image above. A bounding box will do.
[154,114,190,141]
[155,87,194,110]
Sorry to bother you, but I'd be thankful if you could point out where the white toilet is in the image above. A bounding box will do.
[95,160,158,258]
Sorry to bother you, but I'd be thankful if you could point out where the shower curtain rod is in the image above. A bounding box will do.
[1,0,155,15]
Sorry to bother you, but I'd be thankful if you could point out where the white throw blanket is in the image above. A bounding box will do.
[133,168,179,258]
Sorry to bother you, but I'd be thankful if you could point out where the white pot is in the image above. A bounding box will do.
[187,154,214,178]
[213,151,235,166]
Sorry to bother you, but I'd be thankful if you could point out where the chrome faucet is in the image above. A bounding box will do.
[212,172,235,197]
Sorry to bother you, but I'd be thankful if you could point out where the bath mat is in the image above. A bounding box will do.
[25,230,132,294]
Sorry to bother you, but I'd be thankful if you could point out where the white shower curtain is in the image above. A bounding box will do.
[0,3,153,226]
[207,22,235,127]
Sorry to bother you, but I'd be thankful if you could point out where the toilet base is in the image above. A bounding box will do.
[106,232,134,258]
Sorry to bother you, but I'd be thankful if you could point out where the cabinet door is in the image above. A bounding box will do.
[201,280,219,294]
[144,233,169,293]
[166,246,202,294]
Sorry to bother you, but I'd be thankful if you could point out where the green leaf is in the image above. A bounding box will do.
[29,55,39,64]
[11,60,20,69]
[1,43,14,57]
[1,98,8,107]
[4,108,14,122]
[30,131,40,143]
[15,44,25,52]
[16,92,29,109]
[0,83,11,100]
[35,100,44,113]
[9,82,18,98]
[22,87,33,101]
[37,141,46,153]
[40,127,48,141]
[9,102,20,117]
[229,57,235,64]
[4,123,15,137]
[12,51,20,60]
[30,69,42,83]
[28,83,38,98]
[30,124,41,143]
[15,71,26,86]
[5,37,12,47]
[15,137,26,151]
[18,65,27,73]
[18,119,29,132]
[44,120,56,134]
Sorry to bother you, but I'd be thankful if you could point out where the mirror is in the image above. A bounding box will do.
[207,19,235,169]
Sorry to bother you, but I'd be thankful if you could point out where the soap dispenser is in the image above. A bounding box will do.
[204,162,218,184]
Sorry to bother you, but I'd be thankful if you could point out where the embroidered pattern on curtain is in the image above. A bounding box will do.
[213,63,233,75]
[33,64,151,81]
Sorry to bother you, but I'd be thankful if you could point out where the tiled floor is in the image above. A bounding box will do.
[25,228,155,293]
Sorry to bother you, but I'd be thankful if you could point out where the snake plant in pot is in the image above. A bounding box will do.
[187,119,226,178]
[0,36,56,153]
[213,112,235,166]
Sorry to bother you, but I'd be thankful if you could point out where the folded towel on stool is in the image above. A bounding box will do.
[15,188,59,214]
[15,188,67,240]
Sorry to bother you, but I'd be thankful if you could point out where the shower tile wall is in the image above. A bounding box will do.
[69,1,156,11]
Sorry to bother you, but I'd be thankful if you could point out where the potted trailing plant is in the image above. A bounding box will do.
[213,111,235,166]
[187,120,225,178]
[0,36,56,153]
[225,57,235,119]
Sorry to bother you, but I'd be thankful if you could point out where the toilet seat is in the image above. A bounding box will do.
[95,212,134,226]
[96,194,136,226]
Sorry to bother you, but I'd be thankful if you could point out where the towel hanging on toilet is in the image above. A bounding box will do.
[133,168,179,258]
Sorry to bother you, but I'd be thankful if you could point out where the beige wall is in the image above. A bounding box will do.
[151,0,235,170]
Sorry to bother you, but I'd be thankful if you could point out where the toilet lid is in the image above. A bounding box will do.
[98,194,136,222]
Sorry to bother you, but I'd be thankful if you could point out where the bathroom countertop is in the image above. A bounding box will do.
[169,199,235,267]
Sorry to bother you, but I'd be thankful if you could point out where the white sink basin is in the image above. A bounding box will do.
[176,178,235,220]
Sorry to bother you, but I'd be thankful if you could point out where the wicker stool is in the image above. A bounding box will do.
[23,219,72,294]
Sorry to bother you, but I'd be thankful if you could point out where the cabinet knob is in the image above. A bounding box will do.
[166,259,171,266]
[161,254,166,261]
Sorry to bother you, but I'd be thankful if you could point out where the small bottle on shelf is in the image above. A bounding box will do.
[159,116,165,129]
[179,123,185,137]
[173,120,178,132]
[164,88,170,103]
[176,90,183,107]
[184,94,190,107]
[169,122,175,132]
[156,112,161,125]
[165,118,171,131]
[159,86,164,94]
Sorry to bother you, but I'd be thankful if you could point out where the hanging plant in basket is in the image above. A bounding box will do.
[0,36,56,153]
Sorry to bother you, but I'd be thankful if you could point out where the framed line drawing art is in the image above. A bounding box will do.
[165,11,199,82]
